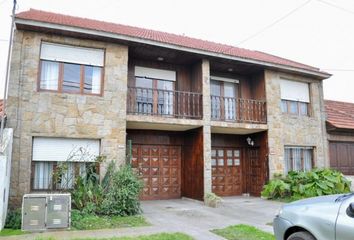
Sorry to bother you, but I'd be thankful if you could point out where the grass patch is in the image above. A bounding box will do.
[71,213,149,230]
[0,229,27,237]
[211,224,275,240]
[35,232,193,240]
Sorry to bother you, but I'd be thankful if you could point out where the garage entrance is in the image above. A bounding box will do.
[329,141,354,175]
[131,144,181,200]
[211,132,268,197]
[211,147,242,196]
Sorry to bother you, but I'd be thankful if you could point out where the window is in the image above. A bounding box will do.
[32,161,88,190]
[31,137,100,190]
[39,42,104,95]
[134,66,176,115]
[210,76,239,120]
[280,79,310,116]
[284,146,313,173]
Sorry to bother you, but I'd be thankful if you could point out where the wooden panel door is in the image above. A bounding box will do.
[245,148,264,196]
[211,148,242,196]
[329,141,354,175]
[131,144,181,200]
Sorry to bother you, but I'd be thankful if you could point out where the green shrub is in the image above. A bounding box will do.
[70,165,105,214]
[262,168,351,200]
[5,208,22,229]
[69,159,143,216]
[100,163,143,216]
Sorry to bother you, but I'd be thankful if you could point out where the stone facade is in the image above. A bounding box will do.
[6,29,330,204]
[265,70,329,177]
[7,30,128,204]
[201,59,212,195]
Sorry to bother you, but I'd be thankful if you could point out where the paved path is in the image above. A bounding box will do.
[2,196,282,240]
[142,196,282,239]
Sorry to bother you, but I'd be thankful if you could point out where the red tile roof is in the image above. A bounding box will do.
[15,9,329,77]
[325,100,354,130]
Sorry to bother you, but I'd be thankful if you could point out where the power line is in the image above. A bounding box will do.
[237,0,312,46]
[317,0,354,15]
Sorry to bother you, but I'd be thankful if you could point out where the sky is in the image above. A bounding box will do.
[0,0,354,102]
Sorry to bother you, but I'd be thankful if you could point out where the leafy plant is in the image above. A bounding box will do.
[100,162,143,216]
[5,208,22,229]
[262,168,351,200]
[204,192,222,208]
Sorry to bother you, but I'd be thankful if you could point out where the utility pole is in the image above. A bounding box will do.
[0,0,17,144]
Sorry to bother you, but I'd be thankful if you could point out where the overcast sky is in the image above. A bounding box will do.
[1,0,353,102]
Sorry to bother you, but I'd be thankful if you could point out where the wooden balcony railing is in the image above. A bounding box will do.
[127,87,203,119]
[211,96,267,123]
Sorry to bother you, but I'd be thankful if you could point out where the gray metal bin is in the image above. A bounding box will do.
[22,193,71,231]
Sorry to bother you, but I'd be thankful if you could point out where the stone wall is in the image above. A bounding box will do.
[7,30,128,204]
[265,70,328,177]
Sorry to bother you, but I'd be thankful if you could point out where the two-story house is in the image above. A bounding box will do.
[6,9,330,205]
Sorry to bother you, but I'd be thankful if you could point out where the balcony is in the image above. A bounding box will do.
[127,86,203,119]
[211,96,267,124]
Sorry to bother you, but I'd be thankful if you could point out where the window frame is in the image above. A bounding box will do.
[284,146,314,173]
[281,99,310,116]
[30,161,100,191]
[210,79,240,121]
[133,75,176,115]
[37,41,105,96]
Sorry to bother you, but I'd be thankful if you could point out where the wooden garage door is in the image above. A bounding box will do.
[329,141,354,175]
[131,145,181,200]
[211,148,242,196]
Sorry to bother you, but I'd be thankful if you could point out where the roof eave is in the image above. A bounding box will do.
[326,121,354,133]
[15,18,332,80]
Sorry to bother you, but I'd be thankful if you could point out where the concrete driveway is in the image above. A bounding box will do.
[142,196,283,240]
[3,197,282,240]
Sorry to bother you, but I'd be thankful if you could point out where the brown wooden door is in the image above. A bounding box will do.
[245,148,264,196]
[211,148,242,196]
[131,144,181,200]
[329,141,354,175]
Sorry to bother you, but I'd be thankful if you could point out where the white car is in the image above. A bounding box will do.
[273,193,354,240]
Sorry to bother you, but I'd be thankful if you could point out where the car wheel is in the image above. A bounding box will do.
[287,231,316,240]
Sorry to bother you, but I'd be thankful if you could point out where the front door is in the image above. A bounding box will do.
[211,148,242,196]
[245,148,264,196]
[131,144,181,200]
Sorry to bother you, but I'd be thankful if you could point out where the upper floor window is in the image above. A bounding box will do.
[133,66,176,115]
[210,76,239,121]
[284,146,313,174]
[39,42,104,95]
[280,79,310,116]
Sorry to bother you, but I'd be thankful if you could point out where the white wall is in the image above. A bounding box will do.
[0,128,13,230]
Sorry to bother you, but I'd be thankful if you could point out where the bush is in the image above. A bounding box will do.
[70,162,105,214]
[262,168,351,200]
[5,208,22,229]
[100,163,143,216]
[69,160,143,216]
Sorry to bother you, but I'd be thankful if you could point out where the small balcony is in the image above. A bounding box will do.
[127,86,203,119]
[211,96,267,123]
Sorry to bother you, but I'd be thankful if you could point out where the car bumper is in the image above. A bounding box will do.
[273,216,293,240]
